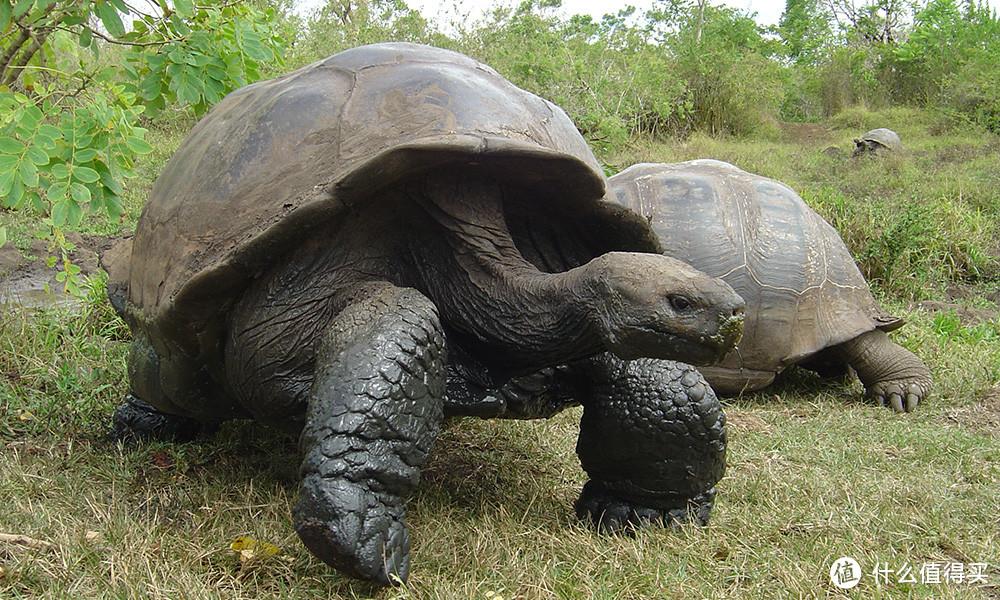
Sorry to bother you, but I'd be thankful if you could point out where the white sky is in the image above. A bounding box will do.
[409,0,1000,29]
[413,0,798,28]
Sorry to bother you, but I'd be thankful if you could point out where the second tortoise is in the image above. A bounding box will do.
[608,160,932,412]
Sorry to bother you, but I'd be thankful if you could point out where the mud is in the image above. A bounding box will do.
[0,233,118,308]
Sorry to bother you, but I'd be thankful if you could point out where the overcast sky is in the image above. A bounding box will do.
[406,0,1000,29]
[410,0,783,27]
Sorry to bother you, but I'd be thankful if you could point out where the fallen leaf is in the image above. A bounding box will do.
[150,450,174,470]
[230,536,279,562]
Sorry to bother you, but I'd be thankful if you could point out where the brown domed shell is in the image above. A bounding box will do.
[860,128,902,151]
[607,159,902,384]
[111,43,611,359]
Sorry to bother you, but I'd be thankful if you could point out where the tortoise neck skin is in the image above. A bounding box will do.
[405,172,606,371]
[404,171,745,375]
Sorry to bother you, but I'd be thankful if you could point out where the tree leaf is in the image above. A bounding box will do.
[0,227,7,249]
[71,182,91,206]
[79,26,93,47]
[0,1,11,32]
[51,198,69,227]
[27,190,43,212]
[74,148,98,163]
[0,137,26,154]
[11,0,33,20]
[0,169,14,197]
[66,197,84,227]
[102,192,124,219]
[7,177,22,207]
[96,1,126,38]
[72,166,100,183]
[50,163,71,179]
[26,145,49,165]
[125,136,152,154]
[173,0,193,17]
[0,154,18,173]
[17,160,37,187]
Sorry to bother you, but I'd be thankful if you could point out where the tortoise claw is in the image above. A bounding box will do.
[576,483,715,535]
[110,395,207,443]
[294,475,410,586]
[866,381,924,413]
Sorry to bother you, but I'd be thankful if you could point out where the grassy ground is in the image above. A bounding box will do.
[2,109,999,599]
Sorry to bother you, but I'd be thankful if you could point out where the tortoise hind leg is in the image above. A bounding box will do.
[833,329,932,413]
[293,284,446,586]
[113,333,226,443]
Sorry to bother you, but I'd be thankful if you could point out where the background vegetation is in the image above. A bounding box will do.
[1,0,999,598]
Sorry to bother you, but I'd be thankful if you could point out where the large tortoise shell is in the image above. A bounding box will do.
[608,160,902,386]
[108,43,623,360]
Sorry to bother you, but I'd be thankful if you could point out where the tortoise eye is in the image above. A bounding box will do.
[669,295,692,312]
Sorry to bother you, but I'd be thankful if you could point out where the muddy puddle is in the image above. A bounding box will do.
[0,233,117,310]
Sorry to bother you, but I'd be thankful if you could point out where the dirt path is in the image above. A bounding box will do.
[778,121,834,145]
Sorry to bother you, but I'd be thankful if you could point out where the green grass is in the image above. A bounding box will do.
[2,109,999,598]
[608,109,1000,301]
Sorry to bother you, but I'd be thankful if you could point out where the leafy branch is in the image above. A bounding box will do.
[0,0,285,293]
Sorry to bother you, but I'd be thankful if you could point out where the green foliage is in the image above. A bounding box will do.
[828,0,912,45]
[893,0,1000,107]
[0,0,286,291]
[943,41,1000,131]
[650,1,784,136]
[460,2,691,147]
[288,0,442,67]
[459,0,785,142]
[778,0,833,64]
[121,0,283,116]
[0,87,142,229]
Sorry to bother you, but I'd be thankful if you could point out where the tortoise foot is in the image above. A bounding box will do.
[294,474,410,586]
[836,329,932,413]
[111,395,206,443]
[865,380,925,413]
[575,482,715,535]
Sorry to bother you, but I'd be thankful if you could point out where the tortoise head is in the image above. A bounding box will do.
[581,252,745,365]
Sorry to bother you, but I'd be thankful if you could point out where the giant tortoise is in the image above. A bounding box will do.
[853,128,902,157]
[104,44,745,585]
[608,160,932,412]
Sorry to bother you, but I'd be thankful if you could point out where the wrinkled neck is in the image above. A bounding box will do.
[406,172,604,369]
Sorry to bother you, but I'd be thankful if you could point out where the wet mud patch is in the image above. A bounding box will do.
[0,234,119,307]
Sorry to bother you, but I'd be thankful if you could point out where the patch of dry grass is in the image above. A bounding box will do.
[3,109,999,598]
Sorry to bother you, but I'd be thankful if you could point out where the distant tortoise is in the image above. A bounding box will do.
[853,128,901,157]
[608,160,932,412]
[103,44,745,585]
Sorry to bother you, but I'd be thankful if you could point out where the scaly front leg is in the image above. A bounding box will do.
[833,329,932,413]
[293,284,446,585]
[573,356,726,534]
